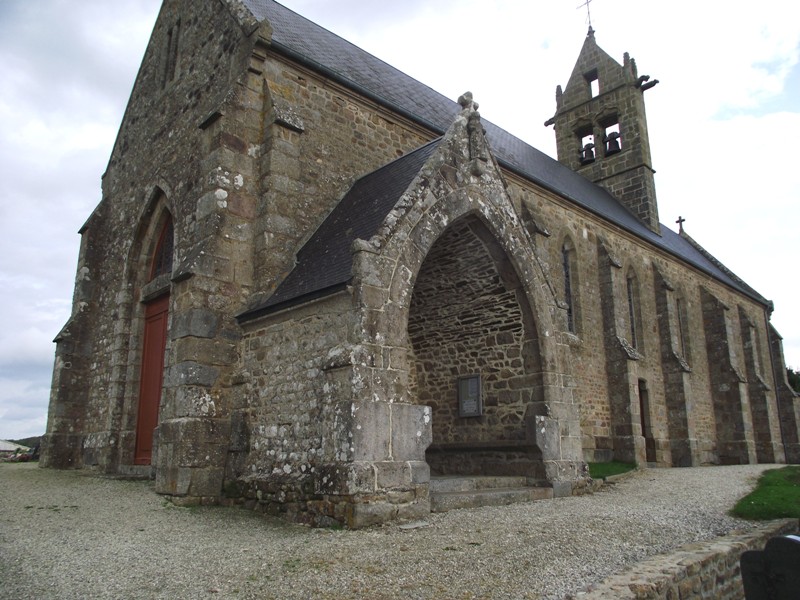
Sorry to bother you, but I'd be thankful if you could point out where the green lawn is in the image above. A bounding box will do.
[588,461,636,480]
[731,466,800,520]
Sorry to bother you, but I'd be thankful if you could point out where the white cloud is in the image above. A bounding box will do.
[0,325,61,366]
[0,0,159,440]
[0,373,50,440]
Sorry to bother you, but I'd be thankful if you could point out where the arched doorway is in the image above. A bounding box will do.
[407,215,544,478]
[134,215,173,465]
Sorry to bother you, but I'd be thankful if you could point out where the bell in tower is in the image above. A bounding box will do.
[545,27,661,235]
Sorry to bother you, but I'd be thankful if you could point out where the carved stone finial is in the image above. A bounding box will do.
[552,84,564,114]
[457,92,487,175]
[467,109,488,176]
[458,91,474,109]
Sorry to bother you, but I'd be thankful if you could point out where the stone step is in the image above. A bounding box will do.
[430,486,553,513]
[429,475,529,493]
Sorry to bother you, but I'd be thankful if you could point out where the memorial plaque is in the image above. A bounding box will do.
[458,375,482,417]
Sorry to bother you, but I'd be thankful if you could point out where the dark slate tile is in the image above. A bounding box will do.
[239,139,441,320]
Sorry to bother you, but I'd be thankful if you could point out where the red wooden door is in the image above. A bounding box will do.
[134,294,170,465]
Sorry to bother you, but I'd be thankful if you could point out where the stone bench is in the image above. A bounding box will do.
[426,439,544,480]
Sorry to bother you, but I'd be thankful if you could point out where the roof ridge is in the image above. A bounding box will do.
[678,229,769,306]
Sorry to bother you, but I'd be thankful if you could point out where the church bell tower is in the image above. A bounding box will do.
[546,27,661,234]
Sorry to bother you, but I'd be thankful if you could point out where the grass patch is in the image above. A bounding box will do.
[588,461,636,480]
[731,466,800,520]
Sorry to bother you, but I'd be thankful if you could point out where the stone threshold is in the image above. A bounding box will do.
[430,475,554,513]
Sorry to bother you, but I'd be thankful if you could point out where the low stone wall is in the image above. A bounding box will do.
[569,519,798,599]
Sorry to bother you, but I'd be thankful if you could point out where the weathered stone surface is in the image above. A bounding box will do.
[390,404,432,462]
[351,401,392,462]
[171,308,219,339]
[346,501,395,529]
[168,361,220,388]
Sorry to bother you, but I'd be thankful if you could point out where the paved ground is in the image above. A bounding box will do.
[0,462,779,599]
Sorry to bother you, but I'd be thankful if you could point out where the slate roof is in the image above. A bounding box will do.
[238,0,769,314]
[238,139,441,321]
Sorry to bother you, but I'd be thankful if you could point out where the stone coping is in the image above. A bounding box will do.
[567,519,799,599]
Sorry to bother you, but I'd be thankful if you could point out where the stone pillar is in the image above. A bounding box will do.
[41,216,101,469]
[653,270,699,466]
[313,357,432,528]
[318,243,433,528]
[739,308,785,463]
[153,297,236,499]
[701,289,757,464]
[597,241,645,465]
[154,58,262,501]
[769,324,800,463]
[41,319,88,469]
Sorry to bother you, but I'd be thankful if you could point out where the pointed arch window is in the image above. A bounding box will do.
[626,271,642,350]
[562,240,579,334]
[162,19,181,88]
[675,294,690,361]
[743,316,764,379]
[149,216,174,282]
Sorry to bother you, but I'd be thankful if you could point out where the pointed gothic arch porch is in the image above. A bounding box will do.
[406,215,547,480]
[347,182,586,497]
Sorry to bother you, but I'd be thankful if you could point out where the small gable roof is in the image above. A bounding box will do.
[238,139,441,321]
[238,0,769,308]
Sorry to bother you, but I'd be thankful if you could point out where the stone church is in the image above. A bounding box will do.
[42,0,800,527]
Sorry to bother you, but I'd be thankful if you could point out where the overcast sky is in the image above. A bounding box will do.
[1,0,798,441]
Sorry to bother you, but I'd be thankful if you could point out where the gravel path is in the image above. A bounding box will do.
[0,462,777,599]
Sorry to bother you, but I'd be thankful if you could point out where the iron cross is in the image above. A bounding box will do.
[577,0,593,27]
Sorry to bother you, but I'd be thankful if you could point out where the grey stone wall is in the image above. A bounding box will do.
[770,325,800,463]
[229,293,364,524]
[515,177,782,468]
[253,49,431,300]
[409,219,528,443]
